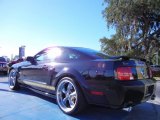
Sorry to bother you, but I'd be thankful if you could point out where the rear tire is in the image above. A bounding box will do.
[56,77,87,115]
[8,69,20,90]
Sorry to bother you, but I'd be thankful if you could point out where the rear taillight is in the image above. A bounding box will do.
[116,67,134,80]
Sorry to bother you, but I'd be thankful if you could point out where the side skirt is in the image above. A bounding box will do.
[20,84,56,99]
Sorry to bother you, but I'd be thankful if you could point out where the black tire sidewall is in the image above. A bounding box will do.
[9,69,20,90]
[56,77,85,115]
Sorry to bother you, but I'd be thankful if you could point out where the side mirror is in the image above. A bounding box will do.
[26,56,35,64]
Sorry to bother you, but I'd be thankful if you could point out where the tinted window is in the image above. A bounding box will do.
[35,52,47,62]
[45,48,63,62]
[72,47,110,59]
[46,48,88,62]
[59,49,83,61]
[0,57,6,62]
[34,47,110,63]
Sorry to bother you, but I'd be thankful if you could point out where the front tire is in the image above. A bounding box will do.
[56,77,86,115]
[8,69,20,90]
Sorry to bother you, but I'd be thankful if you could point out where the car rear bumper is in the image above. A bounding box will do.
[84,79,156,108]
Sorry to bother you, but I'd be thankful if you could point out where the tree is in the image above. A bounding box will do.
[101,0,160,62]
[100,31,131,56]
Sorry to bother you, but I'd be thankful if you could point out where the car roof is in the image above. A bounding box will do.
[40,46,98,53]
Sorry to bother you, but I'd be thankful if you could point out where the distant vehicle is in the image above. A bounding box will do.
[0,57,8,75]
[8,58,24,67]
[150,65,160,77]
[2,56,10,63]
[8,46,156,115]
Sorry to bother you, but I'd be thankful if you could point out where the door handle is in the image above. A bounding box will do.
[42,65,48,70]
[42,65,55,71]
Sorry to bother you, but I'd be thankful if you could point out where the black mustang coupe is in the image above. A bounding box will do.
[8,46,156,114]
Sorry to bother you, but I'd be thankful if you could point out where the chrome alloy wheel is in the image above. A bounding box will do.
[8,69,17,89]
[56,79,78,113]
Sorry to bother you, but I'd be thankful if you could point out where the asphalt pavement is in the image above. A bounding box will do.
[0,74,160,120]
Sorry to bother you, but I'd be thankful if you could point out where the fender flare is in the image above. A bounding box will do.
[52,67,89,90]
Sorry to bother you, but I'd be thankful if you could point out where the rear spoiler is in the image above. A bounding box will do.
[110,56,147,62]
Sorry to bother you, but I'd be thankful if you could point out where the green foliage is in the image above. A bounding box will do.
[100,31,131,56]
[101,0,160,63]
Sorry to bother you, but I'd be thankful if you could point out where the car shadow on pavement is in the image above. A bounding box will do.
[73,106,129,120]
[124,102,160,120]
[0,85,129,120]
[0,80,159,120]
[72,102,160,120]
[7,88,160,120]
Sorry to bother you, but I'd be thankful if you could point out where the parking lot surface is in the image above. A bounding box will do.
[0,74,160,120]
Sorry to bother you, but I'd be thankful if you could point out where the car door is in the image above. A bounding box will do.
[33,49,57,92]
[20,51,51,91]
[20,48,62,92]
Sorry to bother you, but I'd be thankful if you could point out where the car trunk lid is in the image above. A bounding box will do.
[111,56,151,80]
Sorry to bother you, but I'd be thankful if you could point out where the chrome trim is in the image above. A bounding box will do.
[18,79,55,90]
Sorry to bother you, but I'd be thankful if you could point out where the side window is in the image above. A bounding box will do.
[34,48,89,63]
[35,52,48,63]
[59,49,85,61]
[45,48,63,62]
[35,48,63,63]
[67,52,80,60]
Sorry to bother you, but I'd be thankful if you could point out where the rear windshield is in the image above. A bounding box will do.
[0,57,6,62]
[73,47,110,59]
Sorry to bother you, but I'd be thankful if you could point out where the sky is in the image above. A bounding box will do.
[0,0,115,58]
